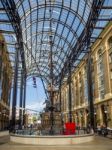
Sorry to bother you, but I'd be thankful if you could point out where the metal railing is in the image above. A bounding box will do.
[10,127,94,136]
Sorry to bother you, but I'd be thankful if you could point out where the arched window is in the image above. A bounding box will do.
[97,49,105,99]
[84,66,88,101]
[97,49,102,59]
[97,49,103,74]
[71,81,75,109]
[108,36,112,49]
[79,72,82,104]
[108,37,112,63]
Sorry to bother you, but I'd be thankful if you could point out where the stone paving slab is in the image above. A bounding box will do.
[0,135,10,144]
[0,145,112,150]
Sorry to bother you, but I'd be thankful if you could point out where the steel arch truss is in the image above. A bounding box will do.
[0,0,112,85]
[2,0,93,84]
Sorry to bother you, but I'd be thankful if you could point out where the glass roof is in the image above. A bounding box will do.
[0,1,16,82]
[14,0,93,82]
[0,0,112,84]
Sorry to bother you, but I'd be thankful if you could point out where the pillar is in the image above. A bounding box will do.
[19,69,24,128]
[23,72,26,125]
[12,44,19,129]
[68,62,72,122]
[87,53,94,129]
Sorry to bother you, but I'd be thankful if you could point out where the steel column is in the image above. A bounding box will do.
[12,44,19,129]
[23,72,26,125]
[59,81,64,130]
[87,53,94,129]
[56,0,105,84]
[49,5,55,135]
[59,79,62,112]
[49,36,54,134]
[68,63,72,123]
[19,69,24,128]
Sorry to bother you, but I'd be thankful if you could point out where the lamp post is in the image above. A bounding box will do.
[48,5,56,134]
[1,109,7,130]
[68,62,72,123]
[47,31,55,134]
[94,107,97,129]
[104,104,109,127]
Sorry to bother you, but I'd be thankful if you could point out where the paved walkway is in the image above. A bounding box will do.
[0,135,10,145]
[0,136,112,150]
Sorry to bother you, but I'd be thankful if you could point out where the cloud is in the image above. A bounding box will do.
[26,101,45,112]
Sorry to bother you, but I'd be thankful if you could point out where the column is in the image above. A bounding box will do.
[103,50,111,96]
[12,44,19,129]
[59,80,62,112]
[68,63,72,122]
[23,72,26,125]
[19,69,24,128]
[87,53,94,129]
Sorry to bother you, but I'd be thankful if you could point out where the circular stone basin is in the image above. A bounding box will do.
[10,134,94,145]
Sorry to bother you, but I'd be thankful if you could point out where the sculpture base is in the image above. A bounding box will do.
[10,134,94,145]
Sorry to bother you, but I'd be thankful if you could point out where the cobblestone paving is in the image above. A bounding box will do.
[0,136,112,150]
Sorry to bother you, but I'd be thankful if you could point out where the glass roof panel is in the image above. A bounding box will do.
[13,0,93,80]
[90,0,112,44]
[0,0,112,84]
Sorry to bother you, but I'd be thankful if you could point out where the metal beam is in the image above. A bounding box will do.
[0,29,15,34]
[1,0,26,71]
[93,18,112,21]
[0,8,6,11]
[0,19,12,24]
[56,0,105,84]
[93,27,104,30]
[6,42,16,46]
[91,37,102,40]
[96,6,112,9]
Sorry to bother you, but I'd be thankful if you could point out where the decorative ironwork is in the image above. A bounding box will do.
[0,0,112,130]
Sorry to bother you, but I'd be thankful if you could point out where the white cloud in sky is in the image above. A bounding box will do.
[26,101,45,112]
